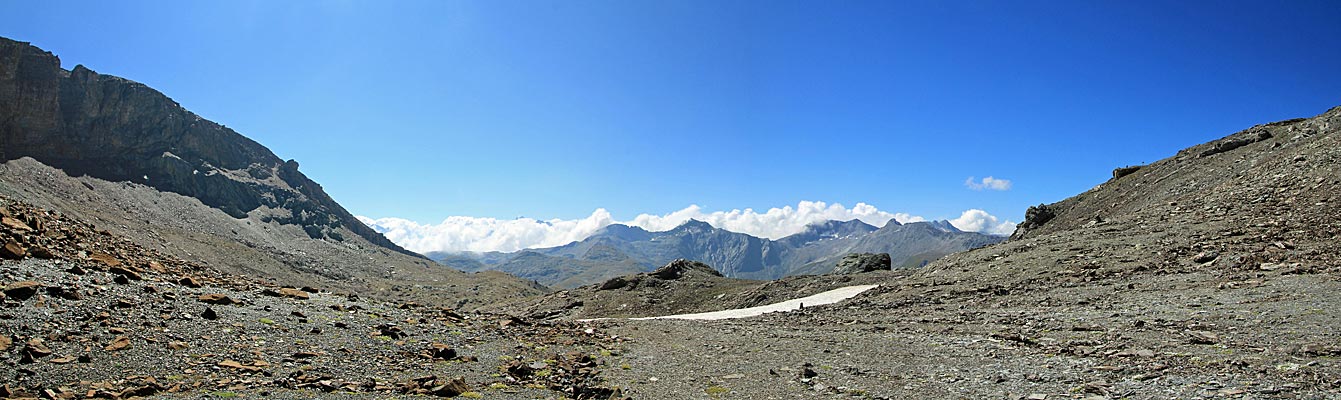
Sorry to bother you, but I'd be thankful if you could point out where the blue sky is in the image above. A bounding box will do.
[4,1,1340,250]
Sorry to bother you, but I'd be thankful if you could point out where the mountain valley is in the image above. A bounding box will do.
[1,35,1339,399]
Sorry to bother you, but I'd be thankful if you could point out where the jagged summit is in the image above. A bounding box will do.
[672,218,715,232]
[802,219,878,234]
[777,219,879,248]
[924,220,962,233]
[589,223,651,242]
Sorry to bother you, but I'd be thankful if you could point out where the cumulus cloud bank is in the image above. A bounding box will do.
[949,209,1016,236]
[356,210,617,255]
[965,176,1013,191]
[621,201,921,239]
[358,201,1015,254]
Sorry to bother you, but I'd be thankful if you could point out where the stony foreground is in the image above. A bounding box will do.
[3,95,1340,399]
[1,197,626,399]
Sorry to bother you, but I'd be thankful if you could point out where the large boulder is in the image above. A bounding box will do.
[1010,203,1056,240]
[648,259,722,280]
[833,253,891,274]
[596,276,629,291]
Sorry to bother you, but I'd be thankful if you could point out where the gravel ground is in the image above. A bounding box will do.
[0,197,624,399]
[2,107,1338,398]
[0,158,545,310]
[532,107,1341,399]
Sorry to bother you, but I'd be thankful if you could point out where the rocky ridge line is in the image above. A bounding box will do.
[0,37,415,258]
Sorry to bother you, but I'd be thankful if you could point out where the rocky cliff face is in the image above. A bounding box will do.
[0,37,414,256]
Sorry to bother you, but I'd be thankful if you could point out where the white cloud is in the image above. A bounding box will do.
[624,201,921,239]
[965,176,1013,191]
[949,209,1017,235]
[357,210,617,254]
[358,201,1014,253]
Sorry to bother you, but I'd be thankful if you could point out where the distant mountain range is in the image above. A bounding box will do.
[427,218,1004,288]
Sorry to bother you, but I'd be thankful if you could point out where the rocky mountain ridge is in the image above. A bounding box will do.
[431,217,1002,288]
[0,37,541,306]
[0,37,410,256]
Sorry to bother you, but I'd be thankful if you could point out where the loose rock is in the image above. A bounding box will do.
[1187,330,1220,344]
[105,335,131,351]
[3,281,42,300]
[198,293,238,305]
[1,240,26,259]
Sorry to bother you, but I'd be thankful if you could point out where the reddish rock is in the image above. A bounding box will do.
[27,245,55,259]
[3,281,41,300]
[278,287,309,300]
[198,293,238,305]
[265,287,310,300]
[105,335,131,351]
[109,266,143,281]
[431,377,470,397]
[178,277,202,288]
[218,359,261,372]
[1,216,32,231]
[146,260,166,273]
[1,240,26,259]
[89,252,121,268]
[24,338,52,360]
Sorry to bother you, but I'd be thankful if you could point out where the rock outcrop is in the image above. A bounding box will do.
[648,259,722,280]
[0,37,413,257]
[1010,203,1056,240]
[832,253,891,274]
